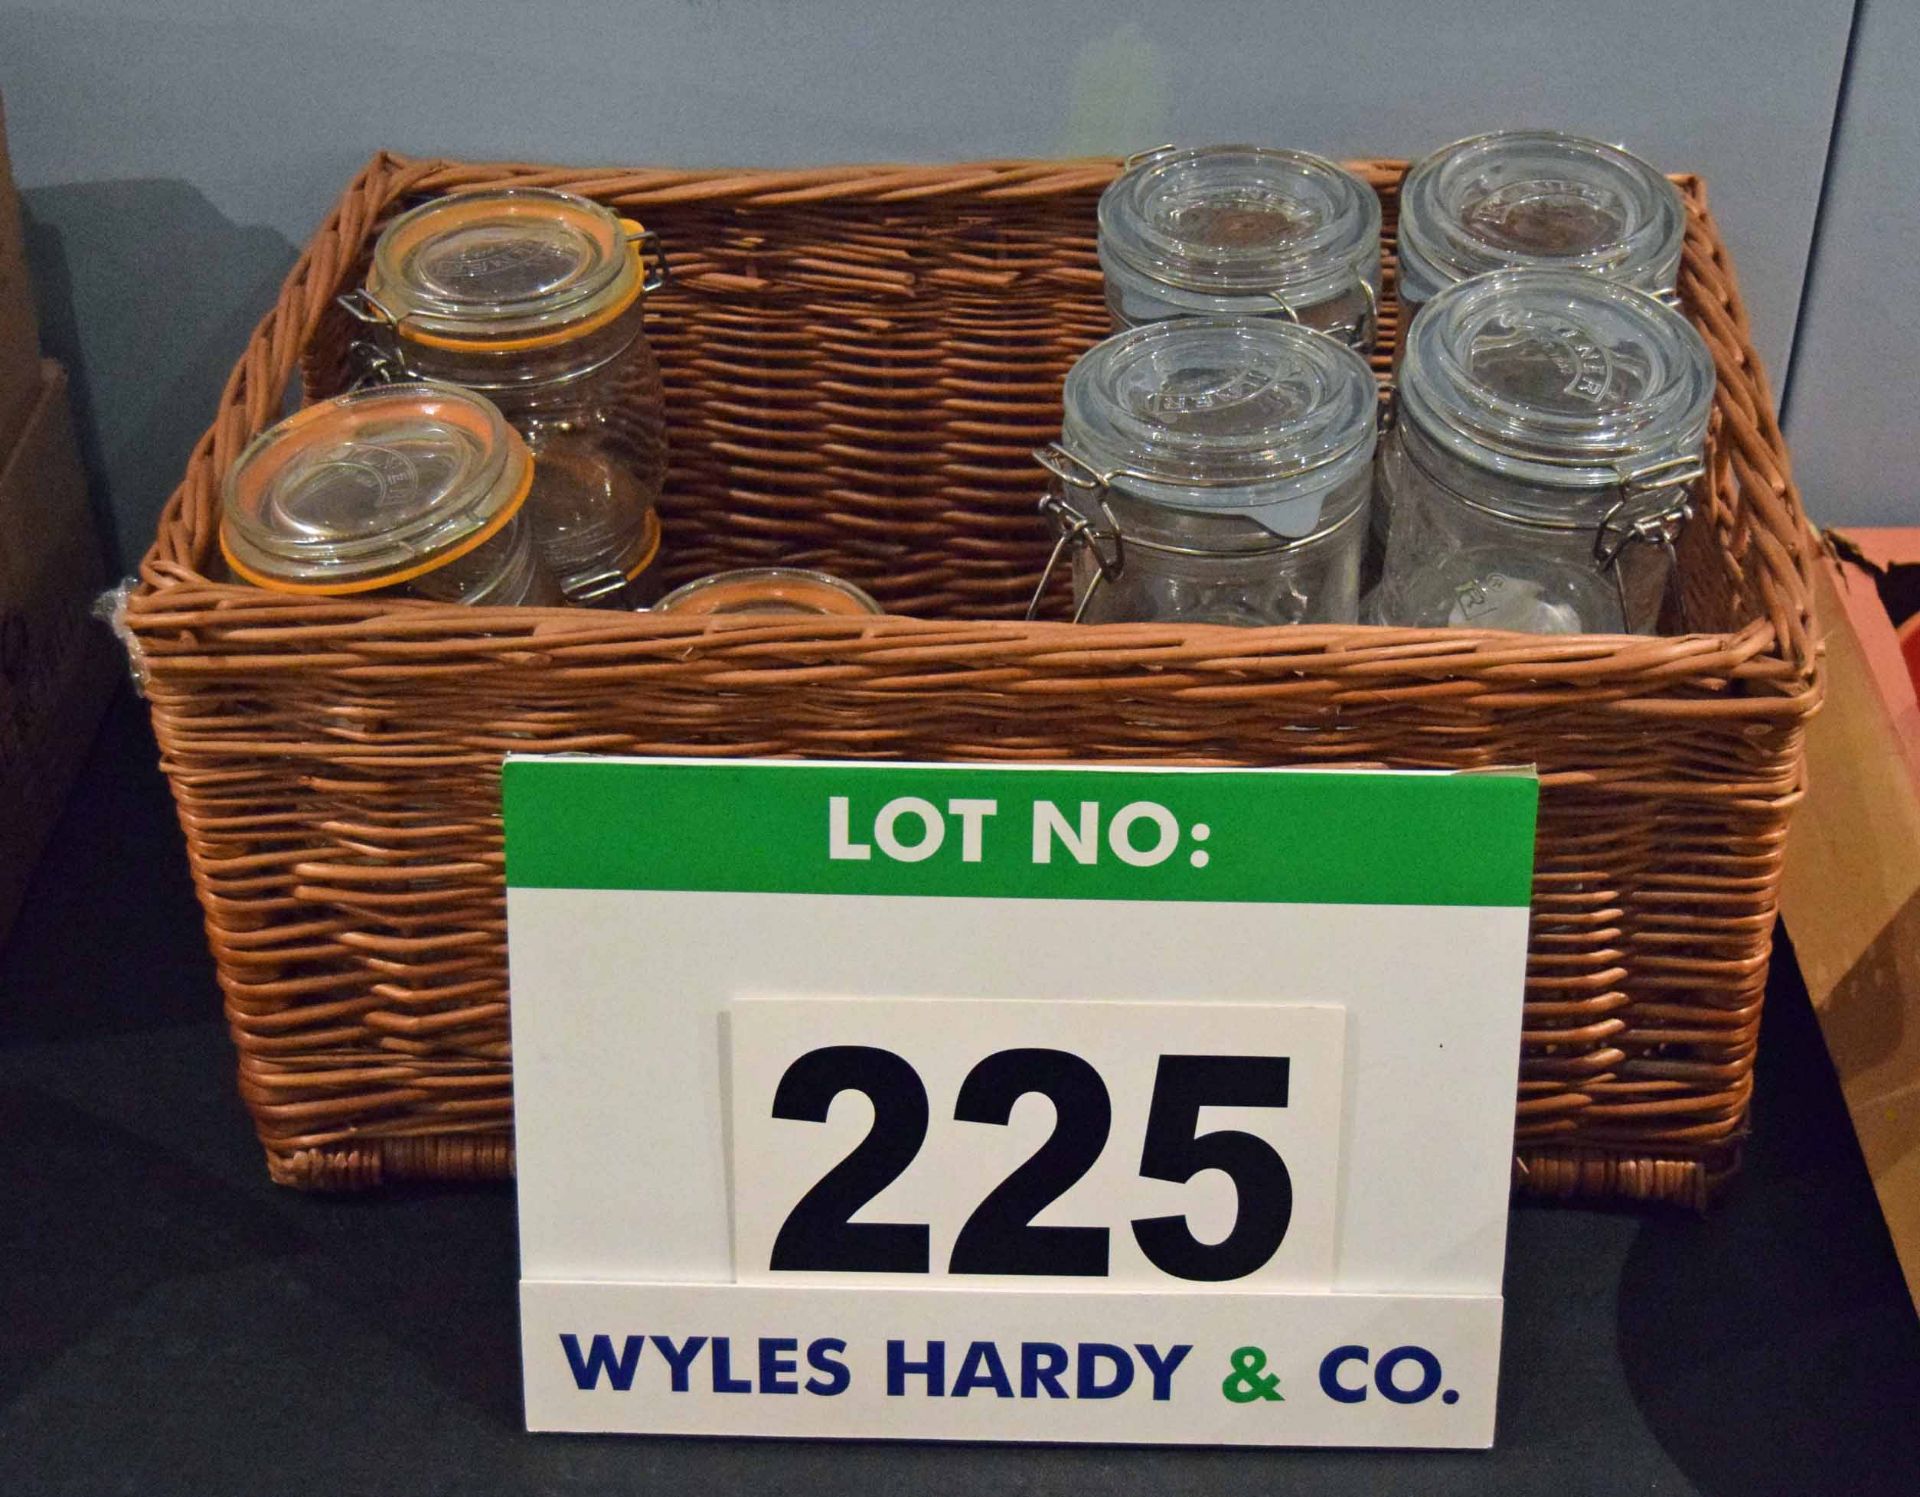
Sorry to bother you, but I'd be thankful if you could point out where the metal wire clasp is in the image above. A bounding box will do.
[624,223,672,293]
[1267,277,1377,347]
[1265,290,1303,325]
[1353,276,1379,347]
[1594,453,1704,625]
[1378,380,1401,433]
[335,290,409,388]
[346,344,408,388]
[1025,445,1126,623]
[1595,455,1704,568]
[336,288,399,329]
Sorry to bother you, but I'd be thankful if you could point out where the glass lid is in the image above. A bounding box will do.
[220,381,533,593]
[365,187,641,344]
[1399,130,1684,293]
[1400,269,1714,490]
[1057,316,1377,534]
[1099,146,1380,303]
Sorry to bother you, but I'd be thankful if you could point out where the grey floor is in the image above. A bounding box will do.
[2,689,1916,1496]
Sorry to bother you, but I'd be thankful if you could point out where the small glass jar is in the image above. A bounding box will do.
[655,568,882,617]
[1372,269,1714,635]
[1396,131,1685,344]
[1098,146,1381,350]
[1033,317,1376,627]
[349,187,670,609]
[220,381,564,605]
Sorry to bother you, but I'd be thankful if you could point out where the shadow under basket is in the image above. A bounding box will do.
[123,153,1820,1203]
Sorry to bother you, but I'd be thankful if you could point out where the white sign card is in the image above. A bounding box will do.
[506,758,1538,1448]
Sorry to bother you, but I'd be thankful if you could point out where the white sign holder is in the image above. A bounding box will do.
[507,758,1537,1448]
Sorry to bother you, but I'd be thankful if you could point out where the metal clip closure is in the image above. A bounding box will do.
[1121,144,1179,172]
[625,224,672,294]
[347,343,409,390]
[1270,276,1376,345]
[336,288,399,329]
[337,290,411,389]
[1266,290,1303,325]
[1594,454,1703,569]
[1379,381,1401,434]
[1595,453,1704,627]
[1033,442,1107,493]
[1026,445,1127,623]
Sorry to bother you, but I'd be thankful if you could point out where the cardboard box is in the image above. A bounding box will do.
[0,361,115,945]
[1780,528,1920,1312]
[0,92,42,453]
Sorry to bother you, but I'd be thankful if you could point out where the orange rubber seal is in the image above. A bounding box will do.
[621,508,663,581]
[396,263,643,353]
[220,461,536,597]
[393,217,652,355]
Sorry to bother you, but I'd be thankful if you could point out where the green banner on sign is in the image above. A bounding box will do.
[503,759,1536,908]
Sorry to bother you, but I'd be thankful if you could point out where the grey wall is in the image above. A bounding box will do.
[0,1,1857,566]
[1784,0,1910,526]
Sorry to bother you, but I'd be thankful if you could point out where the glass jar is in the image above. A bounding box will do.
[1032,317,1376,626]
[220,381,564,605]
[656,568,882,617]
[1372,269,1715,635]
[1098,146,1381,350]
[349,187,670,608]
[1396,131,1685,343]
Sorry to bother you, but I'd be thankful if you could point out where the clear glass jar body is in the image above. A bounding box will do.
[388,298,668,608]
[1371,419,1671,634]
[408,512,564,606]
[1070,473,1369,626]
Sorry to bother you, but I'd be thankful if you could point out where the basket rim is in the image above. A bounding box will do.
[123,151,1820,713]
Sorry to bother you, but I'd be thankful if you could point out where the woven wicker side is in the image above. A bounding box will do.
[127,155,1818,1199]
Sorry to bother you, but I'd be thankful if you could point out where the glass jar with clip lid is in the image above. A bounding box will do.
[1372,268,1714,635]
[1396,130,1686,348]
[1029,317,1376,627]
[341,186,670,608]
[1098,145,1382,351]
[219,381,563,606]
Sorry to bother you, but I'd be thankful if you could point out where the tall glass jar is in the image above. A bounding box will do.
[1032,318,1376,626]
[349,187,669,608]
[1098,146,1381,350]
[1373,270,1714,635]
[1396,131,1685,347]
[220,381,563,605]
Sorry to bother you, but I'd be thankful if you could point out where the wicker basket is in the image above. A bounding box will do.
[124,153,1818,1202]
